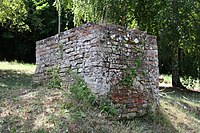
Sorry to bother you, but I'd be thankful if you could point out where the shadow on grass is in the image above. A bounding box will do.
[0,69,35,99]
[0,69,198,132]
[0,69,33,89]
[132,109,179,133]
[0,87,69,132]
[0,70,69,132]
[160,87,200,107]
[160,87,200,121]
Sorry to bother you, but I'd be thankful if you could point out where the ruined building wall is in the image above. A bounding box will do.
[34,23,159,118]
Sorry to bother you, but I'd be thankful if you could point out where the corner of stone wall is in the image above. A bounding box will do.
[34,23,160,118]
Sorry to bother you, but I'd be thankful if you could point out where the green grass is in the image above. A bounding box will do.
[0,61,35,73]
[0,61,199,133]
[0,61,36,99]
[160,87,200,132]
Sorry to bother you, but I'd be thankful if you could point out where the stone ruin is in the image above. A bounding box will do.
[34,23,159,118]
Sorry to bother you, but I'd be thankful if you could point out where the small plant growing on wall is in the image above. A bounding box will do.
[121,58,142,87]
[58,40,63,59]
[63,69,117,122]
[98,97,117,117]
[46,66,62,89]
[68,76,95,105]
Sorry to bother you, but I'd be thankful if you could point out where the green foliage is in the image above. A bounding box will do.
[66,0,137,27]
[134,0,200,87]
[34,0,49,11]
[0,0,74,63]
[68,76,95,104]
[99,98,117,116]
[65,70,117,119]
[121,59,141,87]
[182,76,199,90]
[64,73,95,121]
[0,0,29,31]
[121,67,137,87]
[46,66,62,89]
[53,0,62,16]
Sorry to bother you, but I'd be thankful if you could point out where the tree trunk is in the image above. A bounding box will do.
[172,42,182,87]
[171,0,185,89]
[58,14,60,35]
[121,0,126,28]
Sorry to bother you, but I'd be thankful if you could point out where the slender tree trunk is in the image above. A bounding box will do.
[121,0,126,28]
[55,0,61,35]
[172,0,185,88]
[58,14,60,35]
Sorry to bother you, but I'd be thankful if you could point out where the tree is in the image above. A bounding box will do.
[171,0,182,88]
[0,0,29,31]
[66,0,137,28]
[0,0,73,62]
[134,0,200,89]
[53,0,62,34]
[65,0,200,89]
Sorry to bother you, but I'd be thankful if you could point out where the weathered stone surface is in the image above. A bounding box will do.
[34,23,159,118]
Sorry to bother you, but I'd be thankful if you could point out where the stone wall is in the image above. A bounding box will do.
[34,23,159,118]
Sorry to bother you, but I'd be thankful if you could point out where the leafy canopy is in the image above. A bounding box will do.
[65,0,137,28]
[0,0,29,31]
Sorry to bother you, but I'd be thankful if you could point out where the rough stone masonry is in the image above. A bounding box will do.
[34,23,160,118]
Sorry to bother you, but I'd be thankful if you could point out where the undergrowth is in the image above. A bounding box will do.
[63,74,200,133]
[64,71,117,120]
[46,66,62,89]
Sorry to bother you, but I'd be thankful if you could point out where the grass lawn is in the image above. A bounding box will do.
[0,61,200,133]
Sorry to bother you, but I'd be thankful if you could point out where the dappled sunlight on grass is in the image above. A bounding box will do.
[0,69,33,93]
[160,87,200,132]
[0,87,69,132]
[33,112,55,130]
[0,62,69,132]
[161,100,200,132]
[19,91,39,100]
[0,61,199,132]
